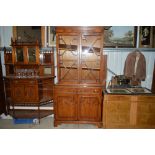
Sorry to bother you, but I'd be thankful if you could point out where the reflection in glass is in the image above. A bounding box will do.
[59,35,78,81]
[16,48,24,62]
[81,35,101,82]
[28,48,36,63]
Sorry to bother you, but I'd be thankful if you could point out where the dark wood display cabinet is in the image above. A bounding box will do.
[3,40,55,122]
[54,27,107,127]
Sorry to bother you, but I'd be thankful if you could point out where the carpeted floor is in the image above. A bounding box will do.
[0,116,98,129]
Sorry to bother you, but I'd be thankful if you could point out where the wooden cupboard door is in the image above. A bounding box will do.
[12,80,39,103]
[24,84,38,103]
[105,101,131,127]
[55,94,78,121]
[13,84,25,103]
[78,95,101,121]
[137,101,155,127]
[103,95,132,128]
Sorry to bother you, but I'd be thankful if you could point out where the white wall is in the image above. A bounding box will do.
[0,26,12,47]
[0,26,13,76]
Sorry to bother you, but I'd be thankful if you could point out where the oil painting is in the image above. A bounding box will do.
[104,26,137,48]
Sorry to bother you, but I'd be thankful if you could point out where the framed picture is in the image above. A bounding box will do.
[48,26,56,47]
[139,26,153,48]
[104,26,137,48]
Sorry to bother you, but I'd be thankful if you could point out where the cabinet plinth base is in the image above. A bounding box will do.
[54,120,102,128]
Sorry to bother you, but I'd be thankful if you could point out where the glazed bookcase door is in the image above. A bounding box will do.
[57,35,79,84]
[15,47,24,63]
[80,34,102,84]
[27,47,36,63]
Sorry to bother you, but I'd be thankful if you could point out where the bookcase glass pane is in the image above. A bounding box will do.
[28,48,36,63]
[58,35,78,82]
[81,35,101,82]
[16,48,24,62]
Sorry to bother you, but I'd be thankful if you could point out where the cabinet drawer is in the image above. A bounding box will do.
[78,87,102,94]
[27,80,37,84]
[54,86,77,94]
[104,95,132,101]
[13,80,37,85]
[137,96,155,102]
[54,86,102,94]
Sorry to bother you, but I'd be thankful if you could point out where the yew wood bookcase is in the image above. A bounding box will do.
[54,26,107,127]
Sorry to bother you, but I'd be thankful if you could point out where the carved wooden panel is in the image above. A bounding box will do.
[25,84,38,102]
[12,80,39,104]
[13,84,25,103]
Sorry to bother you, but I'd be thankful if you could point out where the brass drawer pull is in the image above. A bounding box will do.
[93,89,98,93]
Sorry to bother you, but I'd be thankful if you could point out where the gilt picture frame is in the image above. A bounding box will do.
[139,26,153,48]
[104,26,137,48]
